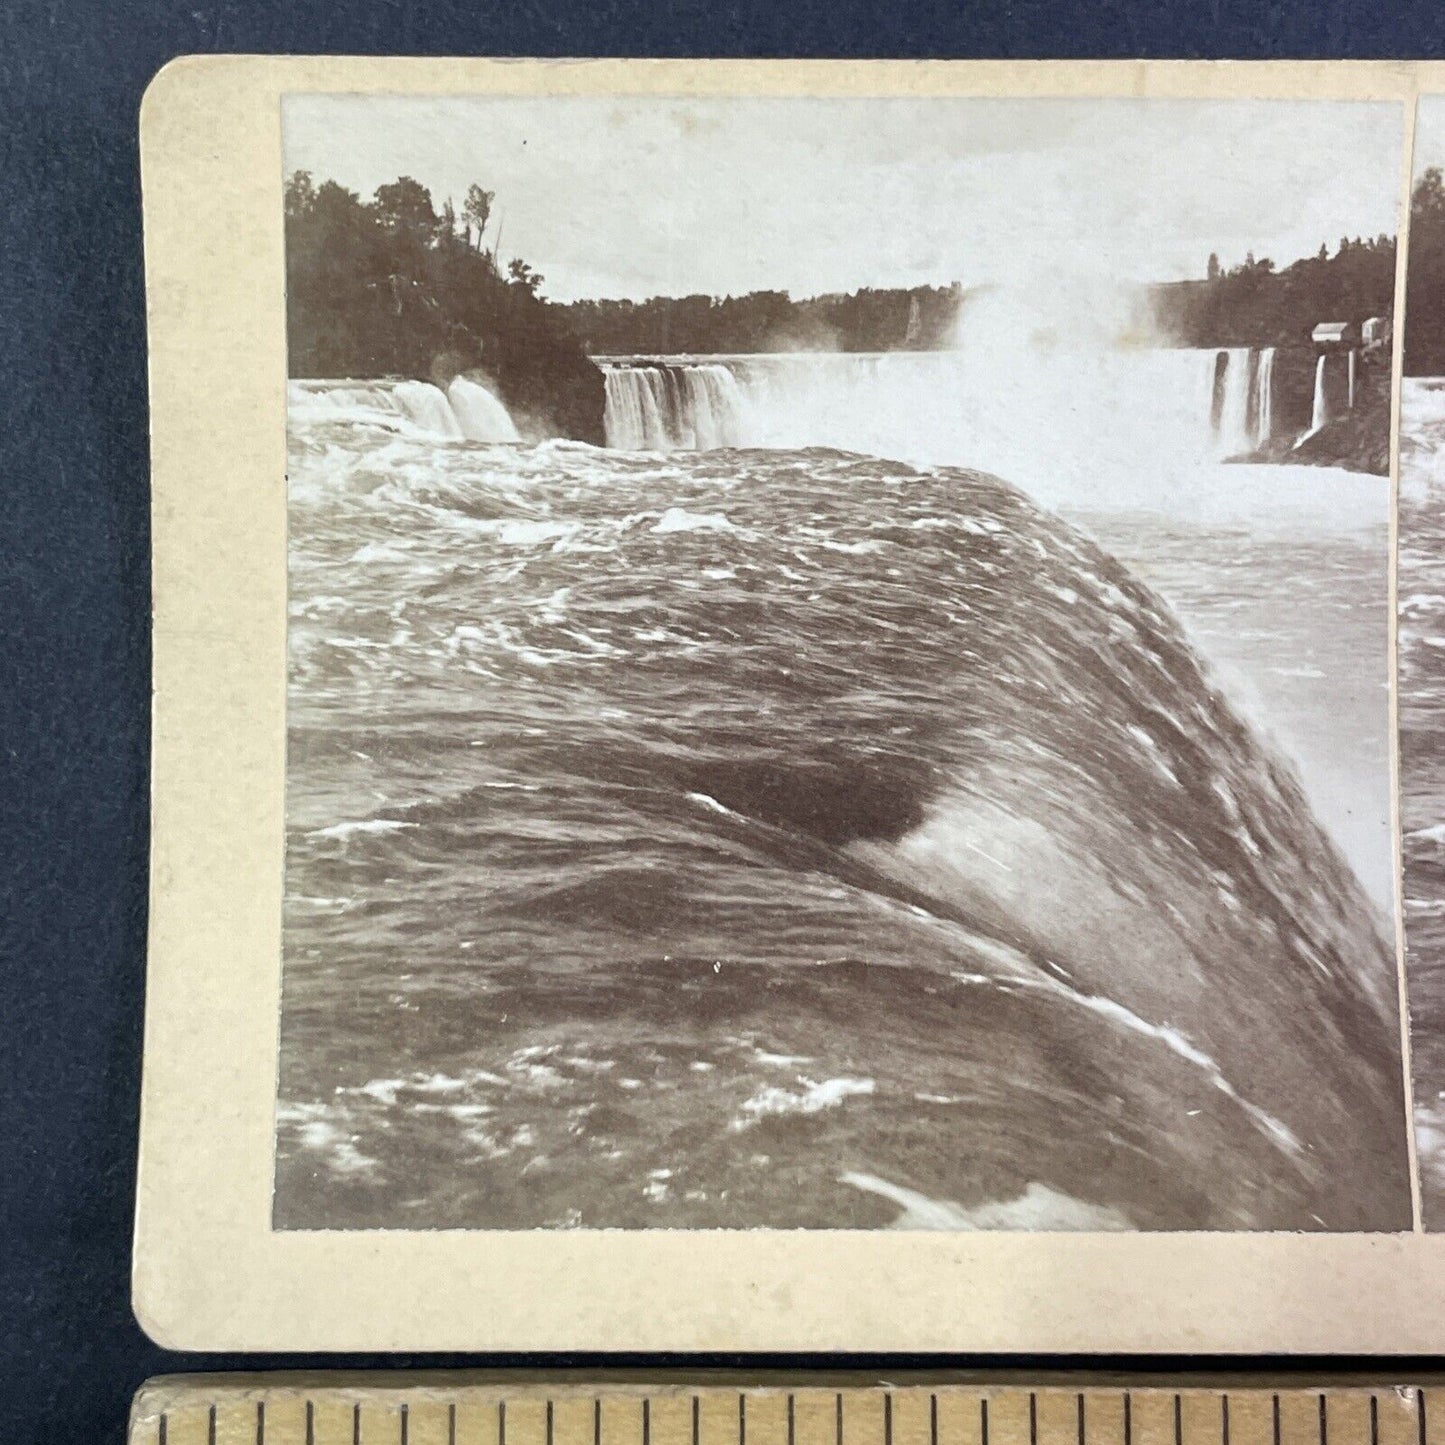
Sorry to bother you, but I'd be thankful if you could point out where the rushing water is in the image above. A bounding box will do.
[275,367,1407,1233]
[1400,378,1445,1226]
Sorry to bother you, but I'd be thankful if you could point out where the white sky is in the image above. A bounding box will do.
[284,94,1404,303]
[1418,95,1445,174]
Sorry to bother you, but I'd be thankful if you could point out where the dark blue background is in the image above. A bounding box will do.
[4,2,1444,1439]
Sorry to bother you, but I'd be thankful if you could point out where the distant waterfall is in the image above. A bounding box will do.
[603,348,1278,468]
[1310,355,1331,433]
[1212,348,1252,457]
[1347,348,1357,411]
[287,377,520,442]
[602,364,748,449]
[1252,347,1276,448]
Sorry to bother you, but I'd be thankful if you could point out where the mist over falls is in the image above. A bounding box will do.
[600,349,1284,482]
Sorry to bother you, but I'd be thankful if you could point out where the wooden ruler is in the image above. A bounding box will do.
[131,1380,1436,1445]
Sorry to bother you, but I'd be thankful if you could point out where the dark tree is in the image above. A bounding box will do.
[282,170,604,442]
[508,257,543,293]
[1406,167,1445,376]
[463,184,495,250]
[372,176,438,237]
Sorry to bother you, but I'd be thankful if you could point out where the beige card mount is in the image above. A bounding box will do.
[138,56,1445,1351]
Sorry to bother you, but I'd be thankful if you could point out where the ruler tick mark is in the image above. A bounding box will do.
[120,1383,1445,1445]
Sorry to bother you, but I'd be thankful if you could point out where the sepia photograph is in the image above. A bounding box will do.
[1399,93,1445,1230]
[272,91,1412,1233]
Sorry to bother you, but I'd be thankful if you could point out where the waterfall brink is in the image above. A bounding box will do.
[1252,347,1276,448]
[1310,354,1331,433]
[287,377,521,443]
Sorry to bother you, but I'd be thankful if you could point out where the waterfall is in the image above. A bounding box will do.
[1310,354,1331,433]
[602,368,668,449]
[1252,347,1276,448]
[287,377,520,443]
[603,347,1282,476]
[394,379,463,438]
[447,375,520,443]
[1347,348,1357,411]
[1212,348,1252,457]
[602,363,747,450]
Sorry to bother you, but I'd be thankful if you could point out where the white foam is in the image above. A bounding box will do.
[732,1076,875,1129]
[309,818,417,841]
[751,1048,815,1068]
[841,1171,1133,1231]
[279,1104,381,1177]
[289,894,352,912]
[651,508,736,535]
[490,519,578,547]
[687,791,739,816]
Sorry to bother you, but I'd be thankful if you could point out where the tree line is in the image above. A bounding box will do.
[1406,167,1445,376]
[557,285,965,355]
[554,239,1394,356]
[284,171,603,441]
[1151,234,1395,349]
